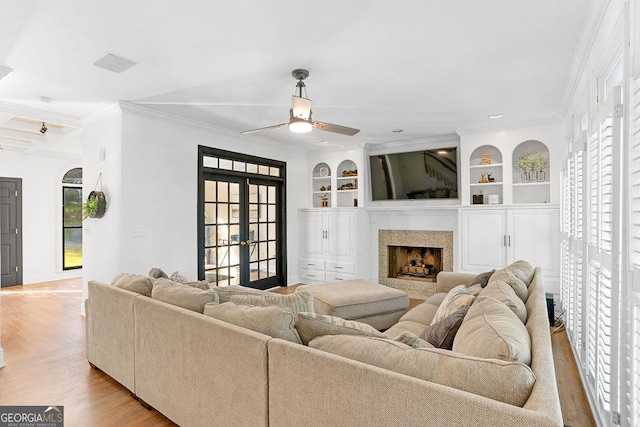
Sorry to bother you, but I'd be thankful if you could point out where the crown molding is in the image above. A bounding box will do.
[455,116,561,137]
[119,102,306,154]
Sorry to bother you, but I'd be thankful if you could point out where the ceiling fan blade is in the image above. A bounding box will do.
[240,123,289,135]
[313,121,360,136]
[291,96,312,120]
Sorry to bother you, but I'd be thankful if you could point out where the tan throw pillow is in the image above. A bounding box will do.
[111,273,154,297]
[169,271,188,283]
[230,290,314,316]
[212,285,266,303]
[151,279,217,313]
[309,335,536,407]
[488,268,528,303]
[470,269,495,288]
[148,268,168,279]
[453,297,531,365]
[153,277,210,291]
[420,307,469,350]
[430,284,475,326]
[204,302,301,344]
[466,284,482,296]
[507,260,535,287]
[295,312,386,345]
[478,280,527,323]
[394,332,434,349]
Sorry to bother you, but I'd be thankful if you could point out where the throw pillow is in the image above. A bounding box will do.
[230,290,314,317]
[148,267,168,279]
[470,269,495,288]
[488,269,528,303]
[506,260,535,287]
[478,279,527,323]
[466,284,483,297]
[111,273,154,297]
[169,271,188,283]
[420,306,469,350]
[204,302,301,344]
[295,312,386,345]
[309,334,536,407]
[394,332,434,349]
[153,277,211,291]
[211,285,266,303]
[452,297,531,365]
[151,279,217,313]
[429,284,475,326]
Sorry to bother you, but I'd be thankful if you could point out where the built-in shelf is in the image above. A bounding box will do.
[513,182,550,187]
[469,163,503,169]
[337,189,358,193]
[470,182,503,187]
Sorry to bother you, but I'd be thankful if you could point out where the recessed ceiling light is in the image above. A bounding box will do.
[392,129,403,133]
[321,141,329,144]
[488,113,504,119]
[93,53,136,73]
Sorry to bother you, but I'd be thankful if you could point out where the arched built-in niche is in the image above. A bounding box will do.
[469,145,503,205]
[312,162,331,207]
[512,140,550,204]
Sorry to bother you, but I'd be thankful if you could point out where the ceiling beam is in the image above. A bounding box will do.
[0,101,82,129]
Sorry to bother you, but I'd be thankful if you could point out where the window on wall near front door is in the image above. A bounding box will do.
[62,168,82,270]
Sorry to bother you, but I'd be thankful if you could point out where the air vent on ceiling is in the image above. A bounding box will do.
[93,53,136,73]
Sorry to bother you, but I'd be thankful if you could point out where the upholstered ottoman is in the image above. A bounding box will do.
[297,280,409,330]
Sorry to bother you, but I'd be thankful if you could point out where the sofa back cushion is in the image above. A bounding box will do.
[230,290,314,317]
[112,273,154,297]
[309,334,536,407]
[506,260,535,286]
[478,280,527,323]
[295,312,386,345]
[204,302,301,344]
[151,279,217,313]
[211,285,266,303]
[469,269,495,287]
[430,284,475,326]
[453,297,531,365]
[488,269,528,303]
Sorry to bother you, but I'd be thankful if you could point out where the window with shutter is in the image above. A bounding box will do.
[587,262,599,382]
[596,268,613,410]
[590,131,599,249]
[599,118,614,254]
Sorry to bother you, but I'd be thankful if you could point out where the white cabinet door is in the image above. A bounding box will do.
[507,208,560,280]
[461,209,507,272]
[299,210,325,260]
[325,210,355,262]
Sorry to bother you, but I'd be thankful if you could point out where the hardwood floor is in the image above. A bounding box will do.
[1,279,594,426]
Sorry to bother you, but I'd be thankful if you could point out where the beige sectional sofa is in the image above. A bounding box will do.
[86,264,562,427]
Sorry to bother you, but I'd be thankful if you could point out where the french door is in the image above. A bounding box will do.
[198,147,286,290]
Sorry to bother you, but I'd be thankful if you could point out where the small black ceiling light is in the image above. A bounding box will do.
[40,122,47,134]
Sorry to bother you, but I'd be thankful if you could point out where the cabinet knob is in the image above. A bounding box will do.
[335,266,343,269]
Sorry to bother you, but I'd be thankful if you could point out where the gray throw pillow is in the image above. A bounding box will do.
[420,307,469,349]
[470,269,495,288]
[148,268,168,279]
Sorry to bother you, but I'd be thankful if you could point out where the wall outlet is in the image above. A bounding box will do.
[132,226,146,237]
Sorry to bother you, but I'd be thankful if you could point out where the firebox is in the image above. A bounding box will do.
[388,245,443,282]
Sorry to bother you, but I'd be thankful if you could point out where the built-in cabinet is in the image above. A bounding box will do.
[298,208,369,283]
[310,153,362,208]
[460,206,560,288]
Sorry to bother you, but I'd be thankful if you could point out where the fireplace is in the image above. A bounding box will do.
[379,230,453,297]
[388,246,442,282]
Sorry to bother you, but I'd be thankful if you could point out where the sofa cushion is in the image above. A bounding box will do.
[153,276,211,291]
[148,267,168,279]
[295,312,386,345]
[112,273,154,297]
[420,306,469,350]
[151,279,217,313]
[470,269,495,288]
[204,302,302,344]
[506,260,535,287]
[430,285,475,326]
[169,271,188,283]
[398,299,440,325]
[478,280,527,323]
[424,293,447,306]
[467,284,483,296]
[488,268,528,303]
[309,334,536,407]
[394,332,434,349]
[211,285,266,303]
[230,290,314,316]
[453,297,531,365]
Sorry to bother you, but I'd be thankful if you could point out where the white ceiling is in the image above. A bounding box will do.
[0,0,590,153]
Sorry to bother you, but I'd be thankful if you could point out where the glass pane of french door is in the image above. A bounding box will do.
[203,175,282,289]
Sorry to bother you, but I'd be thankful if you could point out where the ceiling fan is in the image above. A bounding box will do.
[241,69,360,136]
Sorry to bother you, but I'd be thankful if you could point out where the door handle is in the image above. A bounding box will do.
[508,235,511,247]
[503,235,507,247]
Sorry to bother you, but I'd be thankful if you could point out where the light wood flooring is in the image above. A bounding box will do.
[0,279,595,426]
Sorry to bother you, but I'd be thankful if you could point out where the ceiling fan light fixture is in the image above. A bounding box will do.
[40,122,48,134]
[289,118,313,133]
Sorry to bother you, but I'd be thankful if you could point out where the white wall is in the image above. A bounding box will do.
[0,149,82,284]
[81,104,307,304]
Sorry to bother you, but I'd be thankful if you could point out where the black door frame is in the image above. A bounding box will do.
[197,146,287,288]
[0,177,23,287]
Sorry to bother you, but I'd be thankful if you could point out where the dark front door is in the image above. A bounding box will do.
[0,178,22,287]
[202,175,283,290]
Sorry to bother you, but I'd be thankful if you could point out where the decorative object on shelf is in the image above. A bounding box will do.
[472,194,484,204]
[520,171,530,183]
[318,193,329,207]
[342,169,357,177]
[516,151,548,183]
[83,174,107,219]
[488,195,500,205]
[480,153,492,165]
[487,173,495,182]
[327,185,331,190]
[320,186,326,191]
[353,198,358,207]
[479,173,489,183]
[536,170,546,182]
[319,166,329,177]
[339,182,356,190]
